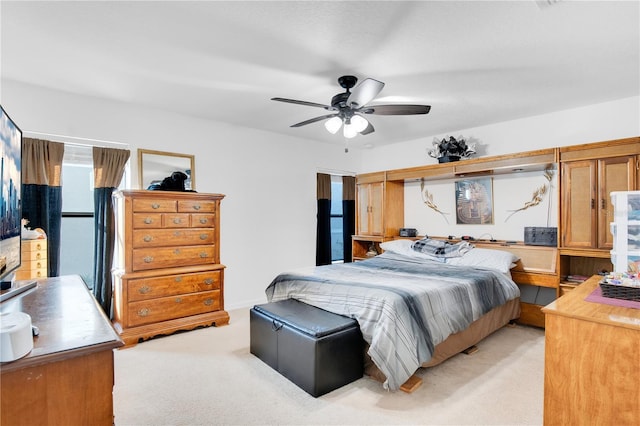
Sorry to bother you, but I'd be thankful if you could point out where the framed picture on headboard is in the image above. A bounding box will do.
[455,177,494,224]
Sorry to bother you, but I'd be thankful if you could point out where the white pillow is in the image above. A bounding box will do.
[447,248,519,274]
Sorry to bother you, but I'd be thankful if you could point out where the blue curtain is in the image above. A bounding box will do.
[21,139,65,277]
[342,176,356,263]
[316,173,332,266]
[92,147,130,317]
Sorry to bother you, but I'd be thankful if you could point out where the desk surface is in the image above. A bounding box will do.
[0,275,123,372]
[542,275,640,331]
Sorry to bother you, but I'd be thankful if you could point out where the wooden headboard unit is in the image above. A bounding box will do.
[425,237,559,289]
[472,242,558,288]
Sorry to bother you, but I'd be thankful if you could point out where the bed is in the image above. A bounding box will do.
[265,239,522,391]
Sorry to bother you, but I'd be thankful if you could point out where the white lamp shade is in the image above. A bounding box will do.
[343,123,358,139]
[324,116,342,134]
[351,115,369,133]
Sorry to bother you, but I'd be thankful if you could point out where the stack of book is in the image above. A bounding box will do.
[565,274,590,284]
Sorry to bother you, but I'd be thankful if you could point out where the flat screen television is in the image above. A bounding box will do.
[0,104,23,285]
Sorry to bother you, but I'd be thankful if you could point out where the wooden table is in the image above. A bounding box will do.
[0,275,123,426]
[542,275,640,425]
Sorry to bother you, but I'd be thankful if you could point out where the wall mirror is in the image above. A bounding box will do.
[138,149,195,190]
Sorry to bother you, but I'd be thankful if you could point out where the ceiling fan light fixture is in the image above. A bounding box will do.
[351,115,369,133]
[324,116,342,134]
[343,122,358,139]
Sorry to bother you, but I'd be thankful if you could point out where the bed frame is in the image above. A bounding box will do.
[366,242,556,392]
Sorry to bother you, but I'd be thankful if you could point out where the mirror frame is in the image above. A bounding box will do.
[138,149,195,190]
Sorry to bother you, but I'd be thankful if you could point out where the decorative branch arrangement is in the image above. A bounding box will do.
[421,180,450,223]
[504,167,555,222]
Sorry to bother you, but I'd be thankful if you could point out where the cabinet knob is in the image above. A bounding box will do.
[199,218,208,224]
[143,235,152,242]
[199,234,208,240]
[193,204,201,211]
[173,217,182,224]
[138,285,151,294]
[144,217,153,224]
[137,308,150,317]
[203,298,213,306]
[204,278,214,285]
[143,256,154,263]
[199,252,208,258]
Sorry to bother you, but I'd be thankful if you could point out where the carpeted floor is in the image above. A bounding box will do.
[113,307,545,425]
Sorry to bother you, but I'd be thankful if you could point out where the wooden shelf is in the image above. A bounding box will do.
[385,148,557,182]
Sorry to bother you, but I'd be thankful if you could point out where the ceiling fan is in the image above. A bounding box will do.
[271,75,431,139]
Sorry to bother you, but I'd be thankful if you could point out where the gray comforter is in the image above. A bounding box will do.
[265,252,520,391]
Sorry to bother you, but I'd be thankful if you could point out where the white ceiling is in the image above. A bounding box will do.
[1,1,639,150]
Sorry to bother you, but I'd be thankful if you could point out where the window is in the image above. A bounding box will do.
[330,177,343,263]
[60,145,95,288]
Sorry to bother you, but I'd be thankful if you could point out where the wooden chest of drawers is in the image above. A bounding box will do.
[14,239,48,280]
[113,190,229,346]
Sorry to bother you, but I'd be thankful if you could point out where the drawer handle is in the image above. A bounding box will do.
[175,297,183,304]
[174,249,182,255]
[36,271,42,277]
[204,278,214,285]
[199,218,208,224]
[199,252,208,258]
[199,234,208,240]
[143,256,154,263]
[144,217,153,224]
[137,308,150,317]
[174,276,183,282]
[173,217,182,224]
[36,253,42,260]
[138,285,151,294]
[143,235,152,242]
[272,320,283,331]
[36,262,42,268]
[151,203,160,209]
[193,204,201,211]
[204,298,213,306]
[174,231,184,237]
[36,243,42,250]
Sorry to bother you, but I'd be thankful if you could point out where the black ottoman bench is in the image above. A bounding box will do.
[250,298,364,397]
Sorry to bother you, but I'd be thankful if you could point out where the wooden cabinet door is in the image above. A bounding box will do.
[356,182,384,236]
[597,156,636,249]
[369,182,384,236]
[357,184,371,235]
[561,160,597,248]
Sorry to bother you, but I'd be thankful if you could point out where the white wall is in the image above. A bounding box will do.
[2,81,362,309]
[358,96,640,172]
[358,96,639,241]
[3,80,638,308]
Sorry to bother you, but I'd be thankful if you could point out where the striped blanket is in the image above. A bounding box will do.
[265,251,520,391]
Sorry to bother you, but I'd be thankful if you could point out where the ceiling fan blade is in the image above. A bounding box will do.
[347,78,385,108]
[290,113,339,128]
[360,122,375,135]
[271,97,332,109]
[362,104,431,115]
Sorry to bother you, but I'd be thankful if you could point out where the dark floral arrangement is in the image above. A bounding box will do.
[427,136,476,159]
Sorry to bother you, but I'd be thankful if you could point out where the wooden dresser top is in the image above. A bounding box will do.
[542,275,640,332]
[0,275,123,373]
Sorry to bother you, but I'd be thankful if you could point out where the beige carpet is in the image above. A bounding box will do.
[113,307,545,425]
